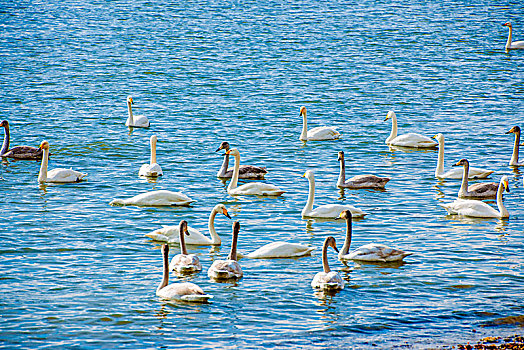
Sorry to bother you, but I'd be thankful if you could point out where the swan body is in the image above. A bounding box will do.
[139,135,163,177]
[146,204,231,245]
[37,141,87,183]
[337,151,389,189]
[168,221,202,274]
[246,242,314,259]
[1,120,44,160]
[109,190,194,207]
[506,126,523,166]
[299,106,341,141]
[433,133,494,179]
[226,148,285,196]
[125,96,150,128]
[337,210,411,262]
[503,22,524,52]
[208,221,243,280]
[302,170,367,218]
[454,159,498,199]
[216,141,267,179]
[156,244,212,303]
[440,176,510,218]
[311,236,344,290]
[384,111,438,148]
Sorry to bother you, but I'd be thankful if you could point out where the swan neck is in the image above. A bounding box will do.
[435,138,445,176]
[386,114,397,144]
[127,100,134,124]
[459,162,469,196]
[218,153,229,177]
[157,247,169,292]
[496,181,509,218]
[228,228,238,261]
[227,153,240,192]
[340,219,352,256]
[179,227,188,255]
[38,148,49,183]
[208,209,221,245]
[322,241,331,273]
[510,131,520,165]
[300,112,308,141]
[150,139,157,165]
[304,175,315,213]
[1,124,9,155]
[506,26,513,50]
[337,156,346,186]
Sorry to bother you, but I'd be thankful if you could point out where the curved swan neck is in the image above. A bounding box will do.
[506,25,513,51]
[304,174,315,213]
[38,148,49,183]
[435,137,445,177]
[218,153,230,177]
[510,130,520,166]
[300,110,308,141]
[1,124,9,155]
[340,218,352,256]
[179,225,188,255]
[337,155,346,186]
[458,162,470,196]
[497,181,509,218]
[127,100,134,124]
[208,209,221,245]
[386,114,398,144]
[228,153,240,192]
[228,225,239,261]
[322,241,331,273]
[150,138,157,165]
[157,246,169,292]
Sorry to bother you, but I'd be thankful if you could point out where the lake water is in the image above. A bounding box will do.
[1,1,523,349]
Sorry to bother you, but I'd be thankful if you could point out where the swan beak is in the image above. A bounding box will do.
[452,161,461,167]
[383,117,389,121]
[301,172,307,177]
[225,150,231,155]
[504,179,510,193]
[432,134,438,139]
[333,245,339,253]
[223,209,231,219]
[334,215,342,220]
[505,128,515,134]
[215,147,222,152]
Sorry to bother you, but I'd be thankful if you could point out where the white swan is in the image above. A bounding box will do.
[503,22,524,52]
[440,176,510,218]
[146,204,231,245]
[302,170,367,219]
[506,126,523,166]
[168,221,202,274]
[125,96,150,128]
[454,159,498,199]
[156,244,212,303]
[37,141,87,183]
[208,221,243,280]
[215,141,267,179]
[226,148,285,196]
[299,106,341,141]
[337,210,412,262]
[433,133,494,179]
[337,151,390,189]
[139,135,163,177]
[384,111,438,148]
[109,190,194,207]
[1,120,44,160]
[311,236,344,290]
[246,241,314,259]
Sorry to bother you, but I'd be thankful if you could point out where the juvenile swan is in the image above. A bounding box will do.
[156,244,212,303]
[168,221,202,274]
[207,221,243,280]
[453,159,498,199]
[125,96,150,128]
[299,106,341,141]
[506,126,523,166]
[37,141,87,183]
[503,22,524,52]
[215,141,267,179]
[384,111,438,148]
[109,190,194,207]
[1,120,44,160]
[139,135,163,177]
[337,151,390,189]
[337,210,412,262]
[146,204,231,245]
[311,236,344,290]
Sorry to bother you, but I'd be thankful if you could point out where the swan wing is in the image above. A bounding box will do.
[311,271,344,289]
[304,204,367,218]
[464,182,498,198]
[231,182,285,196]
[126,115,150,128]
[208,259,243,279]
[440,199,498,218]
[390,133,438,148]
[169,254,202,273]
[139,163,163,177]
[307,127,341,141]
[3,146,43,160]
[145,225,208,244]
[124,190,194,206]
[343,243,411,262]
[345,175,390,188]
[47,168,87,183]
[439,167,494,180]
[157,282,211,302]
[247,242,314,258]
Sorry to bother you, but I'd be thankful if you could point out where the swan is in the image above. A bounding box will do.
[503,22,524,52]
[168,221,202,274]
[139,135,163,177]
[215,141,267,179]
[156,244,212,303]
[453,159,498,199]
[109,190,194,207]
[506,126,523,166]
[337,210,412,262]
[208,221,243,280]
[225,148,285,196]
[146,204,231,245]
[37,141,87,183]
[337,150,390,189]
[302,170,367,219]
[125,96,150,128]
[246,241,314,259]
[384,111,438,148]
[311,236,344,290]
[440,176,510,218]
[0,120,43,160]
[433,133,494,179]
[299,106,341,141]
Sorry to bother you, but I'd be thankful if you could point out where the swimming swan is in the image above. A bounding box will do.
[146,204,231,245]
[311,236,344,290]
[302,170,367,219]
[168,220,202,274]
[125,96,150,128]
[440,176,510,219]
[109,190,194,207]
[246,241,314,259]
[433,133,493,179]
[208,221,243,280]
[503,22,524,52]
[337,210,412,262]
[337,151,390,189]
[215,141,267,179]
[454,159,498,199]
[226,148,285,196]
[1,120,44,160]
[139,135,163,177]
[506,126,523,166]
[156,244,212,303]
[384,111,438,148]
[37,141,87,183]
[299,106,341,141]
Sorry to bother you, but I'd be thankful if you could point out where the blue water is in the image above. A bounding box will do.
[1,1,523,349]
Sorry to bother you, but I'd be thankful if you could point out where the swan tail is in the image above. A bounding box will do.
[144,231,169,242]
[180,294,213,303]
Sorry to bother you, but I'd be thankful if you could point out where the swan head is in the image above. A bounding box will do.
[302,170,314,180]
[337,209,352,221]
[179,220,189,235]
[501,175,510,193]
[225,148,240,157]
[38,141,50,151]
[213,204,231,219]
[0,120,8,128]
[299,106,307,117]
[503,22,512,28]
[215,141,230,152]
[432,133,444,142]
[337,151,345,161]
[127,96,134,104]
[505,126,521,135]
[384,110,396,121]
[452,158,469,167]
[150,135,158,144]
[324,236,339,253]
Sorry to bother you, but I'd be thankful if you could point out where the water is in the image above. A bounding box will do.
[1,1,523,348]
